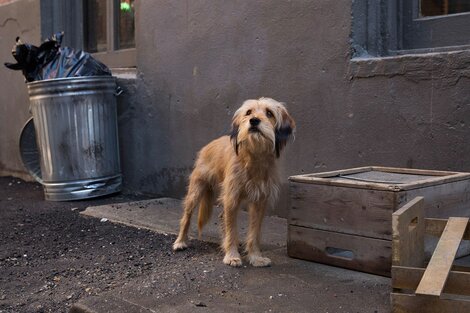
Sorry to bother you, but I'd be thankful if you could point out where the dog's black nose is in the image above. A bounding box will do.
[250,118,260,126]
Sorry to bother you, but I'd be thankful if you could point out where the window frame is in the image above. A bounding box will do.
[40,0,136,68]
[352,0,470,58]
[401,0,470,51]
[351,0,399,58]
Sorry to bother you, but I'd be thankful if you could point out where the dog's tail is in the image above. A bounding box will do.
[197,189,214,239]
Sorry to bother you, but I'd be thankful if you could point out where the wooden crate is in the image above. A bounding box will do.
[288,166,470,276]
[392,197,470,313]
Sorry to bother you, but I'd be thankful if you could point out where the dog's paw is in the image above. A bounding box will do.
[248,255,271,267]
[223,255,243,267]
[173,240,188,251]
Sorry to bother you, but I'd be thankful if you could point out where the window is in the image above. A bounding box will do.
[40,0,136,68]
[402,0,470,51]
[352,0,470,58]
[420,0,470,17]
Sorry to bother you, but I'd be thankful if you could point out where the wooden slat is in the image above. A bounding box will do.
[288,225,392,276]
[415,217,469,297]
[392,197,425,267]
[289,166,470,191]
[289,183,396,240]
[289,166,398,191]
[289,166,373,180]
[399,180,470,259]
[398,178,470,221]
[372,166,461,176]
[391,292,470,313]
[392,266,470,295]
[452,265,470,273]
[397,173,470,192]
[426,218,470,240]
[289,177,400,191]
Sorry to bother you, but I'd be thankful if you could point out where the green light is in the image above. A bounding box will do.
[120,2,131,12]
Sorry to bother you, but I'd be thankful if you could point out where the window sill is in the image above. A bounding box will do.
[348,48,470,83]
[112,68,137,80]
[93,48,136,69]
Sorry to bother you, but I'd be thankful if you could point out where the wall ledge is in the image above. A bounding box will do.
[348,49,470,85]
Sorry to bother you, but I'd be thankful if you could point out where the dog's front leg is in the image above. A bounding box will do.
[246,201,271,267]
[222,196,242,267]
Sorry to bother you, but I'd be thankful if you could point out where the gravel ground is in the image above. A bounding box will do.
[0,176,219,313]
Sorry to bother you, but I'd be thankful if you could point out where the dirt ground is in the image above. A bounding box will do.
[0,176,390,313]
[0,176,220,313]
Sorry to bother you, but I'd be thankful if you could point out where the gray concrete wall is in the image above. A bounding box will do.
[1,0,470,217]
[0,0,40,180]
[126,0,470,216]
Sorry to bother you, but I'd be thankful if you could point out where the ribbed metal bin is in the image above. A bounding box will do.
[25,76,121,201]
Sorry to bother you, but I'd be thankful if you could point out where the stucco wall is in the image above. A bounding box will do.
[126,0,470,216]
[1,0,469,217]
[0,0,40,180]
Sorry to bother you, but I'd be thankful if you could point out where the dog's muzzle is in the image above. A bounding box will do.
[249,118,261,132]
[250,118,261,126]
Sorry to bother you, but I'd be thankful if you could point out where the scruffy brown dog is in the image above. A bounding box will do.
[173,97,295,267]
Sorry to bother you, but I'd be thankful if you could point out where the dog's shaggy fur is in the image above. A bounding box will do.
[173,97,295,267]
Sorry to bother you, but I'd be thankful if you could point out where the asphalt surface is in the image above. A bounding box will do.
[0,177,218,313]
[0,176,391,313]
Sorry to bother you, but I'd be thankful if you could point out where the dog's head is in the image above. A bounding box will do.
[230,97,296,157]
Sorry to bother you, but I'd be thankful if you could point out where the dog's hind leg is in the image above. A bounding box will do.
[173,176,207,251]
[197,188,214,239]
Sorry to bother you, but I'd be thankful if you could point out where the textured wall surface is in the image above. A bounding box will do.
[127,0,470,216]
[128,0,351,212]
[1,0,470,217]
[0,0,40,180]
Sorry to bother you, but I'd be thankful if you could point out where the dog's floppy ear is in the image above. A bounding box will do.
[275,107,296,158]
[230,121,239,155]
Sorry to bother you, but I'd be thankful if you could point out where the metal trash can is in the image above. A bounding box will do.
[21,76,122,201]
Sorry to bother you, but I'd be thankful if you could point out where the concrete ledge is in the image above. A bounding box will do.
[80,198,287,250]
[349,49,470,84]
[74,198,390,313]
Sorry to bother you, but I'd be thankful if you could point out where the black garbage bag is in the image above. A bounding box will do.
[4,32,111,82]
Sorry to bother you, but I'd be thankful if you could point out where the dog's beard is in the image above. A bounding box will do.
[237,122,275,156]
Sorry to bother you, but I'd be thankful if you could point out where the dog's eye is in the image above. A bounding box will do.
[266,110,273,118]
[246,110,252,116]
